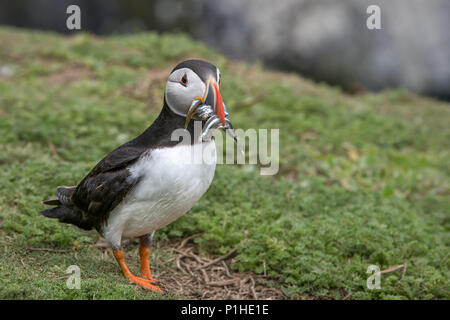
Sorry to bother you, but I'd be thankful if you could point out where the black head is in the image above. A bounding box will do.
[164,59,223,122]
[170,59,220,84]
[134,59,234,148]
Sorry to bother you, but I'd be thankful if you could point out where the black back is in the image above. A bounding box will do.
[71,103,198,230]
[63,59,220,231]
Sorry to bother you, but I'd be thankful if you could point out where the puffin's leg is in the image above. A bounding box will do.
[112,248,162,292]
[138,232,155,278]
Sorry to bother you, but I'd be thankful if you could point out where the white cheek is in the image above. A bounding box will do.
[165,80,205,116]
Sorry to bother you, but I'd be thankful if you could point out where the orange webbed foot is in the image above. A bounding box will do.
[113,249,165,292]
[139,243,166,290]
[128,275,164,292]
[140,258,152,280]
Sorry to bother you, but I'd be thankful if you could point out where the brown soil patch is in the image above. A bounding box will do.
[121,67,171,104]
[159,235,286,300]
[96,234,287,300]
[45,64,95,87]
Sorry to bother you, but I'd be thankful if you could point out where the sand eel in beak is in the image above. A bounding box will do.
[40,59,236,292]
[184,75,237,143]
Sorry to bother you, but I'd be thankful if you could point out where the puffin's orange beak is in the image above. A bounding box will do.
[204,78,225,126]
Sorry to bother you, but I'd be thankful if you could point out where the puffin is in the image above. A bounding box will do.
[40,59,235,292]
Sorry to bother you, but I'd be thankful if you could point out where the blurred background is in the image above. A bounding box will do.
[1,0,449,300]
[1,0,449,100]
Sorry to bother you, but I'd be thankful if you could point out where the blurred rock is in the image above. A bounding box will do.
[1,0,449,99]
[191,0,450,100]
[0,65,15,77]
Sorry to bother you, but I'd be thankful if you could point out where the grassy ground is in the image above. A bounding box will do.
[0,27,448,299]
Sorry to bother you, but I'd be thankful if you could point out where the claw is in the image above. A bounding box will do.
[128,275,164,292]
[113,249,166,293]
[153,279,167,290]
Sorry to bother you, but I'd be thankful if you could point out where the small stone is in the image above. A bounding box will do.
[0,65,14,77]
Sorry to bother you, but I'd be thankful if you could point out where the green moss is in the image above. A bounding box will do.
[0,27,448,299]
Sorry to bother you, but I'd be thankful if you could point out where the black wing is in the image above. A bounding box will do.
[71,145,147,227]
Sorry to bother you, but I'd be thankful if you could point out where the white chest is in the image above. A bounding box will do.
[103,141,216,244]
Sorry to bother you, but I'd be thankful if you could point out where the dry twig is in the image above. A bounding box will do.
[400,262,407,281]
[196,248,237,270]
[380,264,405,275]
[26,247,69,253]
[177,233,203,249]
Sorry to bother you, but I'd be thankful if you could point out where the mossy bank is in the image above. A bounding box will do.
[0,27,448,299]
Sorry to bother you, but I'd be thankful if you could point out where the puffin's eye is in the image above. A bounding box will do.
[180,74,188,86]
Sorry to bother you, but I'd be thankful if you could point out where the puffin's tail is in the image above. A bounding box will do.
[41,186,75,207]
[41,186,92,230]
[40,205,93,230]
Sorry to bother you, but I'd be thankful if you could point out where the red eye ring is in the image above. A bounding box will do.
[180,74,188,86]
